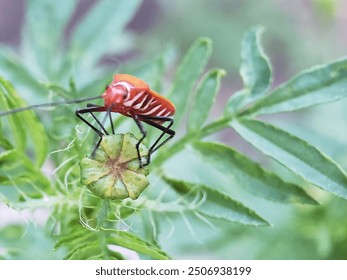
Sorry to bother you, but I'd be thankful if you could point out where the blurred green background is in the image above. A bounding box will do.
[1,0,347,259]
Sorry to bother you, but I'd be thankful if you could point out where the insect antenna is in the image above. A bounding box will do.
[0,95,102,117]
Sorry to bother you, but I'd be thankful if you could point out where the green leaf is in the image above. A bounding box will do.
[22,0,78,77]
[64,241,100,260]
[0,82,27,153]
[0,77,48,166]
[108,231,170,260]
[0,149,50,191]
[54,230,92,250]
[68,0,141,69]
[0,137,13,150]
[224,89,249,117]
[163,177,270,226]
[57,228,127,260]
[192,141,318,205]
[123,46,173,93]
[232,118,347,199]
[188,68,225,132]
[108,250,125,260]
[0,47,46,96]
[244,57,347,115]
[239,26,272,97]
[167,38,212,126]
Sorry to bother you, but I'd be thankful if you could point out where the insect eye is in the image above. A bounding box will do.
[123,91,128,99]
[105,84,110,90]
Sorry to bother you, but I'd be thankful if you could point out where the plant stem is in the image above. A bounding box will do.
[201,117,231,136]
[151,117,232,168]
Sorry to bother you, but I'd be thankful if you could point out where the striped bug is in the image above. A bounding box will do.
[0,74,176,167]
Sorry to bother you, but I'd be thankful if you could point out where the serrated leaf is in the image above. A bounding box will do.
[0,152,50,193]
[240,26,272,97]
[167,38,212,126]
[0,146,50,192]
[0,77,48,166]
[108,231,170,260]
[0,82,27,153]
[68,0,141,70]
[244,57,347,115]
[57,229,126,260]
[192,141,318,205]
[188,68,225,132]
[54,230,94,250]
[232,118,347,199]
[163,177,270,226]
[224,26,272,118]
[64,241,100,260]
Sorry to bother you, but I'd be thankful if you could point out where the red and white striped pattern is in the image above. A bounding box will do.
[115,81,174,117]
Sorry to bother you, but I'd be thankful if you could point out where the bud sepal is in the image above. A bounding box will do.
[80,133,149,200]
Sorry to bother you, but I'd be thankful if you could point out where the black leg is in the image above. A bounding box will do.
[76,107,104,137]
[90,111,109,135]
[109,110,115,134]
[131,113,175,167]
[90,103,115,135]
[105,105,115,134]
[131,113,147,168]
[86,103,99,107]
[90,137,103,157]
[76,106,175,166]
[75,105,107,157]
[140,115,175,165]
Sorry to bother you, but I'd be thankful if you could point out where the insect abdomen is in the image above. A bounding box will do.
[129,90,175,118]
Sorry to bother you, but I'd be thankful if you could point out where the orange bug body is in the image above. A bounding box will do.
[102,74,175,120]
[76,74,176,166]
[0,74,176,167]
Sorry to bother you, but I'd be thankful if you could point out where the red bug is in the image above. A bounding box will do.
[0,74,176,167]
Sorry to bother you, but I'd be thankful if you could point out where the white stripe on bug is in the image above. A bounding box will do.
[132,93,149,110]
[142,105,162,115]
[123,91,145,107]
[157,108,167,116]
[163,111,172,117]
[140,96,155,111]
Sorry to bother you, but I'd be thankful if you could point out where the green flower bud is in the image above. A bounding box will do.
[80,133,149,200]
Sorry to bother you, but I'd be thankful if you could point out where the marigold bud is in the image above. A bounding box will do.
[80,133,149,200]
